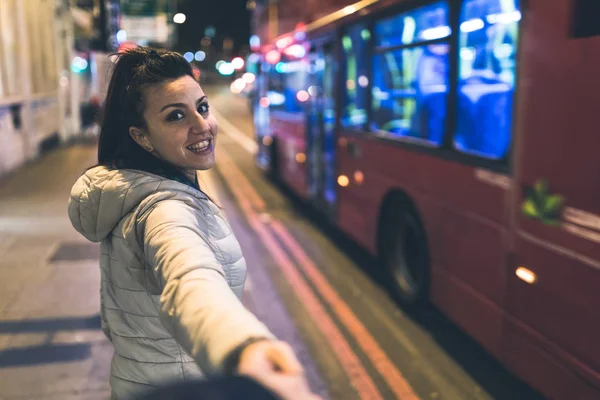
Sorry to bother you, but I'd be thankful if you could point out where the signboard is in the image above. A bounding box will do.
[122,0,166,16]
[121,0,172,44]
[121,14,169,43]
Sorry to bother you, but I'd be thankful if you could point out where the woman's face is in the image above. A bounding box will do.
[130,75,218,177]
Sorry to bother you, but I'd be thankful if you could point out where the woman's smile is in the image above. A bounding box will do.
[187,138,213,154]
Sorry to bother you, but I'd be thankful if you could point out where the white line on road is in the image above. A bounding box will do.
[211,108,258,155]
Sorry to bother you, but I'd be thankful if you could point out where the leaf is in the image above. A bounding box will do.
[522,199,539,219]
[543,194,564,215]
[534,179,548,198]
[545,205,564,218]
[541,217,561,227]
[523,186,535,199]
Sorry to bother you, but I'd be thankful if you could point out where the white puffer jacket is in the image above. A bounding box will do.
[68,166,274,399]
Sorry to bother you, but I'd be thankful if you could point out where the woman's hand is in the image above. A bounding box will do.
[237,340,321,400]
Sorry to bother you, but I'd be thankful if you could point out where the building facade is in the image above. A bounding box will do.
[0,0,79,176]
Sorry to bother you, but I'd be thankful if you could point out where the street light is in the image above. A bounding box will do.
[173,13,186,24]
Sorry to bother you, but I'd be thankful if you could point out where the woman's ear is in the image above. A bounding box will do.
[129,127,154,152]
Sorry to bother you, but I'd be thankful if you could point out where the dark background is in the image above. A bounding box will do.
[175,0,252,54]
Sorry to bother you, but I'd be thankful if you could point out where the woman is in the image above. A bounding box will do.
[68,47,317,400]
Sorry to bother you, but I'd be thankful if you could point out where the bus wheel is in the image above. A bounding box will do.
[380,203,430,310]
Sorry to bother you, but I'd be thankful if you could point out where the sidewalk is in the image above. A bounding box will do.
[0,141,329,400]
[0,144,111,400]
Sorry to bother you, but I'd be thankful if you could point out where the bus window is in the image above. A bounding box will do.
[573,0,600,38]
[375,2,450,48]
[371,2,450,146]
[454,0,521,160]
[266,58,309,114]
[341,24,370,129]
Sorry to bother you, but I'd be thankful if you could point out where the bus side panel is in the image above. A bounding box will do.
[337,135,508,355]
[506,240,600,385]
[270,114,309,199]
[502,318,599,400]
[336,135,374,250]
[505,0,600,394]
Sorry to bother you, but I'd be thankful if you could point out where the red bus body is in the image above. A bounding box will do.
[251,0,600,398]
[270,112,309,198]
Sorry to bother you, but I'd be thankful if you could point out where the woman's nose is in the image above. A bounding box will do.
[191,113,211,134]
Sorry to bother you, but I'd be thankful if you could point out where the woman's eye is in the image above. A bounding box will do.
[167,111,184,122]
[198,103,210,114]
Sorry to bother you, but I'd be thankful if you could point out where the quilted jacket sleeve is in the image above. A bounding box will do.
[141,199,275,376]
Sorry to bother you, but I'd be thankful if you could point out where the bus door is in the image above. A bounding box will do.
[306,43,337,218]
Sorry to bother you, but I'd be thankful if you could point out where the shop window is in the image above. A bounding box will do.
[371,2,450,146]
[454,0,521,159]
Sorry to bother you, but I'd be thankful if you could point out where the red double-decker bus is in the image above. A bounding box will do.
[250,0,600,398]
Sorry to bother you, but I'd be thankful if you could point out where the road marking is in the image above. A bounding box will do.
[217,144,420,400]
[272,221,419,400]
[212,108,258,155]
[217,110,422,398]
[217,149,384,399]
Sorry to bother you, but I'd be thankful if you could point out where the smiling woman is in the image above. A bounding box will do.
[128,76,218,179]
[67,47,317,400]
[97,48,219,187]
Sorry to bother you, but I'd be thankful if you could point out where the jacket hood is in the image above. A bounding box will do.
[68,166,206,242]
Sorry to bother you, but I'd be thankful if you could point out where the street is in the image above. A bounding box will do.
[0,85,543,400]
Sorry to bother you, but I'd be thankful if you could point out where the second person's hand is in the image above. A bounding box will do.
[237,340,321,400]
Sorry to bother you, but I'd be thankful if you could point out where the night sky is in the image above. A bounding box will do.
[175,0,251,55]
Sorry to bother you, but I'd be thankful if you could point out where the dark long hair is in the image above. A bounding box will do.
[97,47,197,186]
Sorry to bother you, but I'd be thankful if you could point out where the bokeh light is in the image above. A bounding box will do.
[218,62,235,76]
[259,97,270,108]
[195,51,206,62]
[250,35,261,49]
[173,13,186,24]
[242,72,256,84]
[116,30,127,43]
[231,57,245,70]
[296,90,309,102]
